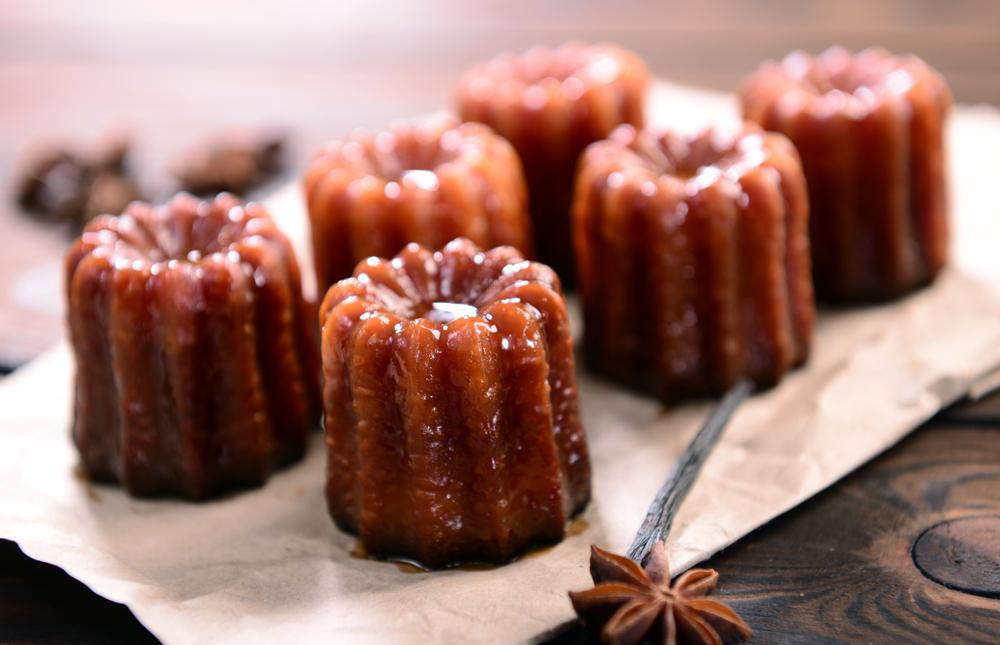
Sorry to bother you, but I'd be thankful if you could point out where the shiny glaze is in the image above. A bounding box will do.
[303,119,532,293]
[573,124,814,398]
[741,47,951,301]
[64,193,321,498]
[456,42,648,286]
[319,238,590,568]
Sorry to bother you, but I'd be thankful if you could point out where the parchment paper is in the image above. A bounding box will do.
[2,82,1000,644]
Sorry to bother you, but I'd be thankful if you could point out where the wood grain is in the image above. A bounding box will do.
[546,404,1000,644]
[913,515,1000,598]
[706,427,1000,643]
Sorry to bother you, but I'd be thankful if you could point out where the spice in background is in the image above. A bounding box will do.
[171,131,285,196]
[16,137,143,229]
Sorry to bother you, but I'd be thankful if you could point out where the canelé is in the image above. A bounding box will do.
[65,193,320,498]
[319,238,590,567]
[456,42,648,285]
[573,124,814,398]
[303,119,532,293]
[741,47,951,301]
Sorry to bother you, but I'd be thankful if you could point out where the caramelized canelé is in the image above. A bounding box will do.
[742,47,951,301]
[319,238,590,567]
[456,42,648,285]
[574,124,814,399]
[304,119,533,294]
[65,193,320,498]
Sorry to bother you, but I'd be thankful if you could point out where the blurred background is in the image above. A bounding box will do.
[2,0,999,369]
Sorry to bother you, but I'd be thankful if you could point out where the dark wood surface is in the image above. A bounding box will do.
[2,2,1000,643]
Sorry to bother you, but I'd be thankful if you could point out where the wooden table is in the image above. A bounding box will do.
[2,2,999,642]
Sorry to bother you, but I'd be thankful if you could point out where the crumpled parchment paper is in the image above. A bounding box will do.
[2,82,999,644]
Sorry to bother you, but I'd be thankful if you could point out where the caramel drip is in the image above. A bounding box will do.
[350,313,411,558]
[445,317,512,560]
[321,296,369,531]
[487,301,566,549]
[158,263,208,497]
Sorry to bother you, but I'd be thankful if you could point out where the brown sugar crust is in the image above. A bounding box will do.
[319,238,590,567]
[303,119,532,293]
[573,124,814,398]
[456,42,648,285]
[741,47,951,301]
[65,192,320,498]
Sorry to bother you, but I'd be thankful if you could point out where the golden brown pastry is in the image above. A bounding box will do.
[65,193,320,498]
[574,124,814,398]
[319,238,590,567]
[456,42,648,285]
[742,47,951,301]
[303,119,532,293]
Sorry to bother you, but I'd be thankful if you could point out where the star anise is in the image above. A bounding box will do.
[171,131,285,196]
[16,137,142,228]
[569,543,752,645]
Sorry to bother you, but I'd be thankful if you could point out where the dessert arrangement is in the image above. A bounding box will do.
[54,41,956,642]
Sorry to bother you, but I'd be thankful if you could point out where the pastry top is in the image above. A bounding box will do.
[577,123,803,200]
[455,42,648,130]
[304,118,526,217]
[66,192,298,280]
[319,237,561,329]
[741,46,951,123]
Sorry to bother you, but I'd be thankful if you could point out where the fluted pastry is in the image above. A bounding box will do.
[65,193,320,498]
[303,119,532,293]
[319,238,590,567]
[456,42,648,285]
[574,124,814,398]
[742,47,951,301]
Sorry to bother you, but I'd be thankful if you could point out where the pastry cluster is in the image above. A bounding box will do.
[64,43,949,568]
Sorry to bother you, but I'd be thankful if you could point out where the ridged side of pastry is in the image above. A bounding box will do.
[319,239,589,567]
[303,120,532,293]
[574,125,814,399]
[741,47,951,301]
[456,42,648,285]
[65,193,320,498]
